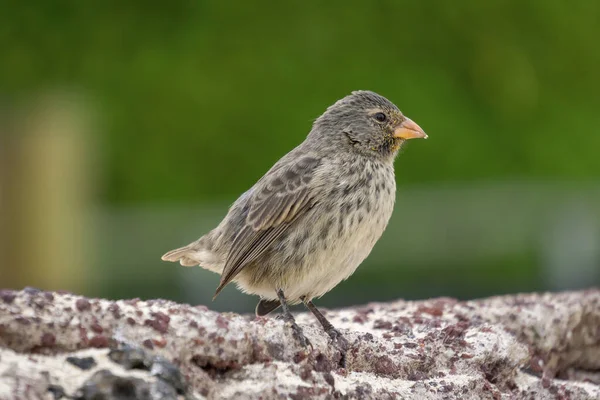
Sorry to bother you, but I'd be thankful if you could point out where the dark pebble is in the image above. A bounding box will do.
[66,356,97,370]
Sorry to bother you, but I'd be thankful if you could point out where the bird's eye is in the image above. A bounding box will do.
[374,112,387,123]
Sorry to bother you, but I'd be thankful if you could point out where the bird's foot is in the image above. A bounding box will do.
[326,327,348,367]
[278,314,312,348]
[326,327,348,350]
[290,321,312,349]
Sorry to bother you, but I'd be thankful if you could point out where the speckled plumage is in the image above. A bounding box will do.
[162,90,426,313]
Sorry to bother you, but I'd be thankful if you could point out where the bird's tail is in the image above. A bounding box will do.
[161,246,199,267]
[161,241,224,273]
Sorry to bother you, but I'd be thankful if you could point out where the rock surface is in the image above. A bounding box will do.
[0,288,599,399]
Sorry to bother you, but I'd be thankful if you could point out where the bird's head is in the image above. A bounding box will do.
[309,90,427,160]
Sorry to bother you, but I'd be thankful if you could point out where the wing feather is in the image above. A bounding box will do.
[213,155,321,298]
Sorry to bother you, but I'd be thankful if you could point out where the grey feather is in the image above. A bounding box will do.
[214,156,321,297]
[255,298,281,316]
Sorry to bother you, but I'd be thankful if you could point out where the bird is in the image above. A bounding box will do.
[162,90,427,353]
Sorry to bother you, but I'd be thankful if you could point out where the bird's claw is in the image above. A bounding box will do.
[326,328,348,367]
[278,314,312,349]
[289,320,312,349]
[326,328,348,349]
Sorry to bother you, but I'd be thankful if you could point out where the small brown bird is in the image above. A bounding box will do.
[162,90,427,351]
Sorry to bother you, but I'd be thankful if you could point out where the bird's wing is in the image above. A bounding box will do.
[213,155,321,298]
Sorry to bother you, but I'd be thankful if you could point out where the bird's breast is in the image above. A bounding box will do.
[236,159,397,302]
[285,160,397,299]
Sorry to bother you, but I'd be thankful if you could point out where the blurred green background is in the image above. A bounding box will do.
[1,1,599,313]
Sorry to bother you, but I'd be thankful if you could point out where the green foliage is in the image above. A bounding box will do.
[2,0,599,206]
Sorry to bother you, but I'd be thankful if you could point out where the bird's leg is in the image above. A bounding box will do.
[302,297,348,364]
[277,289,311,348]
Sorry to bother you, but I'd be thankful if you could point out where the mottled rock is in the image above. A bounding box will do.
[0,288,598,399]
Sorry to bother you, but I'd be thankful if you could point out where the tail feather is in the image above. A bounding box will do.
[162,243,223,273]
[255,299,281,316]
[179,256,199,267]
[161,246,198,267]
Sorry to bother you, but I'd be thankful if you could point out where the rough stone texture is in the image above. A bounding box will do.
[0,288,599,399]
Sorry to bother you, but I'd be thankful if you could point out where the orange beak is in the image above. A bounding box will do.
[393,117,428,140]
